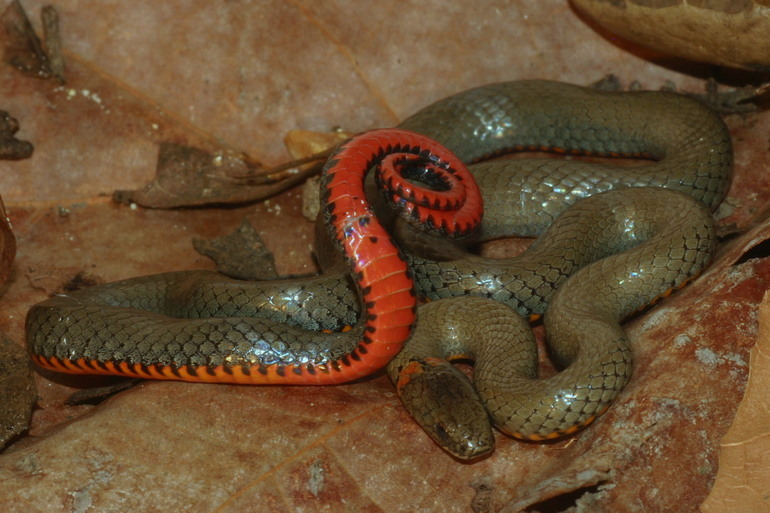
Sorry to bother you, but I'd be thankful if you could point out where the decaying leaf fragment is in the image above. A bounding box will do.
[192,218,280,280]
[113,142,324,208]
[0,110,32,160]
[0,0,64,82]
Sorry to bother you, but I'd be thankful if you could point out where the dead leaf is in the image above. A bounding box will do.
[112,142,261,208]
[700,290,770,513]
[0,0,51,78]
[0,109,32,160]
[0,330,35,449]
[192,218,280,280]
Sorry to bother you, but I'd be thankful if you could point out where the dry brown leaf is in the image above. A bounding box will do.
[0,330,35,448]
[0,110,32,161]
[192,218,280,280]
[112,142,268,208]
[700,291,770,513]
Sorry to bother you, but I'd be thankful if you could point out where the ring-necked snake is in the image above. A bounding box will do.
[29,129,482,384]
[26,80,732,459]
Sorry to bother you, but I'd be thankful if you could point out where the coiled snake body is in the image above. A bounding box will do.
[26,80,732,459]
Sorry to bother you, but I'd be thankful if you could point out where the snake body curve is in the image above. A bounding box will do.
[26,80,732,457]
[388,187,714,458]
[28,129,482,384]
[394,80,730,318]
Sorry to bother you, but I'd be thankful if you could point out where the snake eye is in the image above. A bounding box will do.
[434,422,453,446]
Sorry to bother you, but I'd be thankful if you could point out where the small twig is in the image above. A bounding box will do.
[234,147,334,185]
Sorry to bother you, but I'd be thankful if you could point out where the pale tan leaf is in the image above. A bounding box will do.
[700,290,770,513]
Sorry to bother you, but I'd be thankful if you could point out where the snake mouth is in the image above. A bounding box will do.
[433,422,494,461]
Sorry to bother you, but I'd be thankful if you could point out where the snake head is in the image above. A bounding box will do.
[396,358,494,460]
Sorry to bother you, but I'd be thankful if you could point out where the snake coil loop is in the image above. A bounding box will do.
[375,151,482,238]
